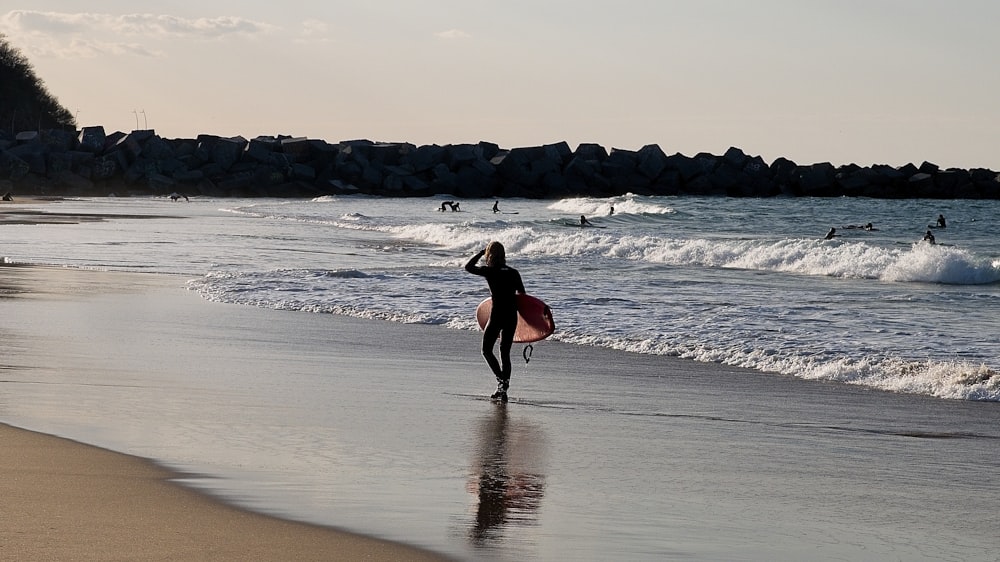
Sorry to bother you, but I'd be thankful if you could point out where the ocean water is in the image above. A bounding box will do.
[6,194,999,401]
[3,195,1000,561]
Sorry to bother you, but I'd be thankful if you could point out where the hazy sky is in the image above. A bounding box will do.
[3,1,998,168]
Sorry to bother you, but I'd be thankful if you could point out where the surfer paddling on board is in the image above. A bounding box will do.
[466,241,526,402]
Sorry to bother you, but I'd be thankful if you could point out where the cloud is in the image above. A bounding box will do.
[435,29,472,40]
[1,10,277,38]
[300,19,329,37]
[294,18,331,44]
[0,10,277,59]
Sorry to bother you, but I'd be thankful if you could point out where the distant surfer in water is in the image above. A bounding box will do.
[923,230,936,244]
[493,200,500,213]
[844,222,877,231]
[466,241,526,402]
[936,214,947,228]
[824,227,838,240]
[440,201,461,212]
[580,215,594,227]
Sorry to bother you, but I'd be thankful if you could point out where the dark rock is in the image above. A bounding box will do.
[173,169,205,183]
[142,135,174,161]
[280,137,311,163]
[410,144,447,172]
[564,155,601,178]
[544,141,573,165]
[574,143,608,161]
[908,172,936,196]
[637,144,668,180]
[670,153,703,182]
[602,149,637,178]
[212,136,247,170]
[797,163,836,196]
[447,143,479,166]
[8,143,46,175]
[0,151,30,181]
[918,161,940,174]
[722,146,748,168]
[3,126,1000,200]
[47,151,72,175]
[291,163,316,181]
[42,129,76,152]
[78,126,107,153]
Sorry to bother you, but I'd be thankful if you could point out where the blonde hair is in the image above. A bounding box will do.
[484,241,506,267]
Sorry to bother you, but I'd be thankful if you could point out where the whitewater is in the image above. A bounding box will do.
[4,194,999,401]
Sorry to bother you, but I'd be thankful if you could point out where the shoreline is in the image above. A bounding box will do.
[0,422,450,562]
[0,264,452,562]
[3,264,999,560]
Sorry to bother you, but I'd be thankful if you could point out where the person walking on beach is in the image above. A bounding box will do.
[493,200,500,213]
[466,242,525,402]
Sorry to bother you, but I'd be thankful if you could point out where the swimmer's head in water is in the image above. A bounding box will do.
[485,241,506,268]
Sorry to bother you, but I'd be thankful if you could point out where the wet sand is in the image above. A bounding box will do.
[2,264,999,561]
[0,423,447,562]
[0,265,450,562]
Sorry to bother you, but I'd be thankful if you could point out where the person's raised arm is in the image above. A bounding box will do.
[465,249,486,273]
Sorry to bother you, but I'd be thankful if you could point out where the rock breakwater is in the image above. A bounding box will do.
[1,127,998,199]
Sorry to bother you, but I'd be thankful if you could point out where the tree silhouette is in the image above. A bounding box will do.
[0,33,76,133]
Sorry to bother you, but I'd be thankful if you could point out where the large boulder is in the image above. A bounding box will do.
[636,144,668,180]
[196,135,246,171]
[796,162,837,196]
[410,144,447,172]
[78,126,107,153]
[0,151,30,180]
[573,143,608,162]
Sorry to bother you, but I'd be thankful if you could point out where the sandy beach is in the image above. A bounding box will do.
[0,422,447,562]
[0,265,450,562]
[2,263,999,561]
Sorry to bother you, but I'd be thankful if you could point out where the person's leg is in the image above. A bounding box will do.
[498,325,515,381]
[481,322,503,378]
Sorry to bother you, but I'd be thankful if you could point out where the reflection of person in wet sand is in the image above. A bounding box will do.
[468,405,546,546]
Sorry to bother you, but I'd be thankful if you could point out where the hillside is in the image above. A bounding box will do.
[0,33,76,132]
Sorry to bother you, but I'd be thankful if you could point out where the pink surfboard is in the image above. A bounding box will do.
[476,294,555,343]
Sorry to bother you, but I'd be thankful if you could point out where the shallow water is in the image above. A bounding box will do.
[4,195,999,401]
[2,257,999,561]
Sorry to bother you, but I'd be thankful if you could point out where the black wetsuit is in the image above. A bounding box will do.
[466,250,525,381]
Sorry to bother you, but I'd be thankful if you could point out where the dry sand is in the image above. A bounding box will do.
[0,264,451,562]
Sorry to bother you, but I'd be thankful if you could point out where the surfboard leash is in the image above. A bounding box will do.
[522,344,534,364]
